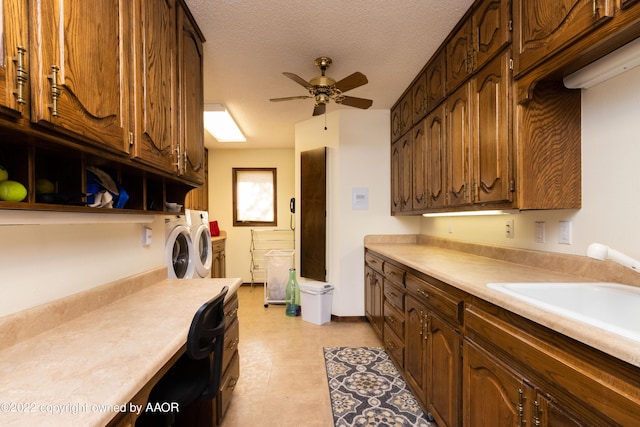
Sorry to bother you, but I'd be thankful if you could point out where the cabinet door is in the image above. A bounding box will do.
[425,50,446,111]
[446,20,472,93]
[463,341,533,427]
[30,0,131,154]
[390,139,402,214]
[390,91,412,142]
[411,120,428,211]
[513,0,613,76]
[472,51,512,205]
[404,294,428,408]
[427,314,461,427]
[131,0,177,173]
[365,266,383,338]
[425,105,446,209]
[412,71,428,123]
[178,5,205,184]
[446,83,471,207]
[472,0,511,70]
[0,0,28,119]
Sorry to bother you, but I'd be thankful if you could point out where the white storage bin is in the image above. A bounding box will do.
[298,279,334,325]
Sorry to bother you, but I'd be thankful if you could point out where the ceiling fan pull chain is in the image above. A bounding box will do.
[324,111,327,130]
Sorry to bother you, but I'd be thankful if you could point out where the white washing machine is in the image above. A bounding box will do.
[165,214,195,279]
[186,209,213,278]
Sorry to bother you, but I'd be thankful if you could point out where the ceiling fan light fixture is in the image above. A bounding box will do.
[203,103,246,142]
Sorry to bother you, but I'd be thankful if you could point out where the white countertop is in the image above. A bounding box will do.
[0,277,241,427]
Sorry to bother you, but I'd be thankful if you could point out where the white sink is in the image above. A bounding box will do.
[486,282,640,342]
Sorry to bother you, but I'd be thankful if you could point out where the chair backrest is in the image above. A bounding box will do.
[187,286,228,360]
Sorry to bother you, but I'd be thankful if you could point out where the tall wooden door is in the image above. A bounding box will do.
[300,147,326,281]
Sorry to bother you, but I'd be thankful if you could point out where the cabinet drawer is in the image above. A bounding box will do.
[383,323,404,369]
[383,261,405,287]
[384,280,405,312]
[211,239,225,253]
[222,319,239,372]
[218,351,240,420]
[223,294,239,330]
[406,273,463,326]
[383,300,404,341]
[365,251,384,274]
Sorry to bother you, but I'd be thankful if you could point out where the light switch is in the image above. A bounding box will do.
[352,187,369,210]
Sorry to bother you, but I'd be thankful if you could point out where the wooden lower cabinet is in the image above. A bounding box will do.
[364,250,640,427]
[211,236,226,278]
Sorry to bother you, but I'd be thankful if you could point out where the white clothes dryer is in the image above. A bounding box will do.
[165,214,195,279]
[186,209,213,278]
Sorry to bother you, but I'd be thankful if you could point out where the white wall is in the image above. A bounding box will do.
[0,214,165,317]
[295,109,420,316]
[208,149,295,282]
[421,65,640,261]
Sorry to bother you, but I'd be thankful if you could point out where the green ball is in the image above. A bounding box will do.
[0,180,27,202]
[0,165,7,182]
[36,178,55,194]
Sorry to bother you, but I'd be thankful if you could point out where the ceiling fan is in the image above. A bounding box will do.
[269,57,373,116]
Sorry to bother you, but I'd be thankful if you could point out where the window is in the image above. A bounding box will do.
[233,168,277,227]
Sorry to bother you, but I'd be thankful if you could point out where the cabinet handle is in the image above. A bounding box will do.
[227,376,238,390]
[386,315,395,324]
[416,288,429,299]
[13,46,27,105]
[419,310,424,336]
[173,146,182,172]
[517,388,525,427]
[592,0,598,17]
[424,315,430,341]
[227,337,239,351]
[227,307,239,321]
[385,340,396,351]
[48,65,60,117]
[533,400,541,426]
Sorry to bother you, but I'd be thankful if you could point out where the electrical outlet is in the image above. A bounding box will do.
[505,219,514,238]
[535,221,546,243]
[558,221,572,244]
[142,226,152,246]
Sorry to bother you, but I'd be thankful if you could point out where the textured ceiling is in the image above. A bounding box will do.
[184,0,475,149]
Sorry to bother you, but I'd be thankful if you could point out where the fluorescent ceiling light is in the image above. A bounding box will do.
[422,210,519,217]
[564,37,640,89]
[203,104,246,142]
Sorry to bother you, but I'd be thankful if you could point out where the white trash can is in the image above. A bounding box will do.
[298,279,334,325]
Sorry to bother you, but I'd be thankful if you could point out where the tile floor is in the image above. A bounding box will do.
[220,285,382,427]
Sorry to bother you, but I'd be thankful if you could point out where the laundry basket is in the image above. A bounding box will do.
[263,249,295,307]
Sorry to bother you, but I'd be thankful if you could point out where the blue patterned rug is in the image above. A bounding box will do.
[323,347,434,427]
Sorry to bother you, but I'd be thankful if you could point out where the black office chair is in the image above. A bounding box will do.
[137,286,228,427]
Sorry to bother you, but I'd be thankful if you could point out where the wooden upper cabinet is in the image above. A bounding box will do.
[472,51,512,205]
[390,91,413,142]
[425,104,446,209]
[446,83,471,207]
[0,0,28,120]
[425,50,446,111]
[178,4,205,184]
[513,0,614,76]
[446,20,473,93]
[472,0,512,71]
[131,0,177,173]
[29,0,131,154]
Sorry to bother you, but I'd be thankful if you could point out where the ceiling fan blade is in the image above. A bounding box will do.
[313,103,326,116]
[337,96,373,109]
[333,72,368,93]
[283,72,313,90]
[269,95,312,102]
